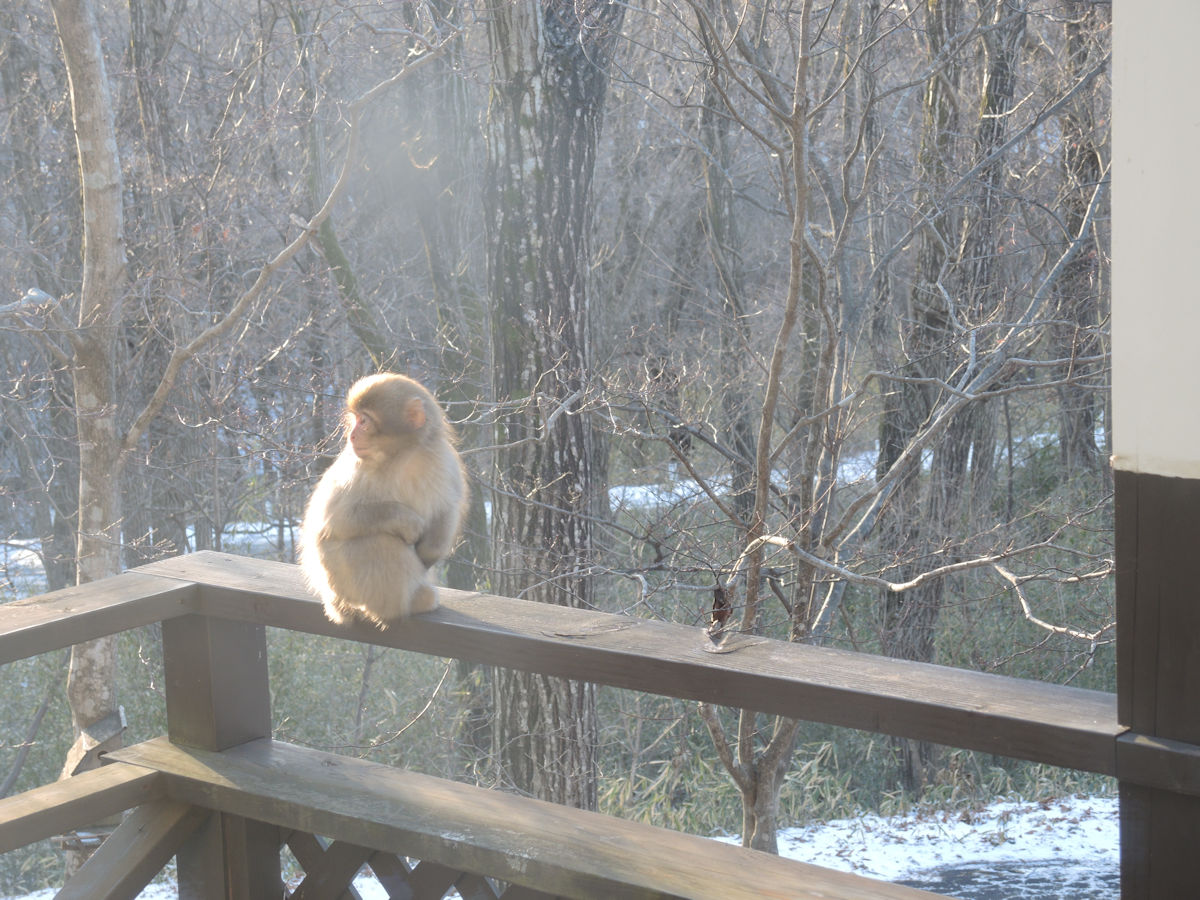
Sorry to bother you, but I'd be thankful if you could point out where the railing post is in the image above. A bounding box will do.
[1115,471,1200,896]
[162,614,280,899]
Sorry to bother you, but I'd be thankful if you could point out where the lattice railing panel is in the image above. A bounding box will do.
[283,831,557,900]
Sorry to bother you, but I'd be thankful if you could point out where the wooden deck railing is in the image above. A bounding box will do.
[0,549,1156,898]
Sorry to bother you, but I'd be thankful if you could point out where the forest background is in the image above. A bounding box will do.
[0,0,1111,890]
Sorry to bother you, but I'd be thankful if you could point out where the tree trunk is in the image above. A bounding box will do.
[392,8,494,776]
[49,0,129,874]
[876,0,963,791]
[1055,1,1107,479]
[484,0,623,809]
[699,77,756,527]
[691,0,815,852]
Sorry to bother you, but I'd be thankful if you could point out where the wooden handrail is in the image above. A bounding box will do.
[0,764,164,854]
[0,571,194,664]
[133,551,1122,775]
[0,551,1122,774]
[0,549,1176,899]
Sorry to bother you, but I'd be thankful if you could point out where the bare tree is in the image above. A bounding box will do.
[48,5,133,838]
[483,0,625,809]
[0,0,1114,868]
[601,0,1111,848]
[678,0,816,853]
[33,0,452,870]
[1054,0,1109,479]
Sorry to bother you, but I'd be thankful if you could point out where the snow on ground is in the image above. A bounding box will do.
[7,794,1118,899]
[766,794,1118,883]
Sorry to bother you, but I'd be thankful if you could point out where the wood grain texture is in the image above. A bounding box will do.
[1114,469,1200,895]
[1115,469,1200,743]
[162,614,271,752]
[217,814,285,900]
[0,764,162,853]
[56,798,209,900]
[287,834,371,900]
[1117,733,1200,799]
[109,737,941,900]
[0,572,195,665]
[136,552,1120,774]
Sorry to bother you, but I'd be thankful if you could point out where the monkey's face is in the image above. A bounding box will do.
[344,375,435,467]
[347,410,404,466]
[347,410,374,456]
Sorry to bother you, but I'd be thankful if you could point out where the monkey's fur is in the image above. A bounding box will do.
[300,374,467,627]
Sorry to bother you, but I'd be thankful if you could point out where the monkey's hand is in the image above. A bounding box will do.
[414,508,459,568]
[348,501,425,544]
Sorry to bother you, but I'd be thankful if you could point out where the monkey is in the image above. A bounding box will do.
[299,373,467,628]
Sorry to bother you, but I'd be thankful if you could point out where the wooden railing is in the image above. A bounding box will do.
[0,550,1135,898]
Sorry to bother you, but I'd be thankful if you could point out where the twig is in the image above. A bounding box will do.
[993,564,1114,644]
[728,532,1112,597]
[1,649,69,798]
[121,36,458,454]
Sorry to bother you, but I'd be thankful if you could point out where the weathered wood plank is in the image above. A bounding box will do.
[405,860,472,899]
[174,811,275,900]
[57,798,209,900]
[138,552,1120,774]
[0,572,195,665]
[1115,469,1200,895]
[1119,782,1200,900]
[0,763,163,853]
[457,872,503,900]
[162,614,271,752]
[160,610,275,898]
[1117,470,1200,744]
[108,736,940,900]
[1117,732,1200,799]
[218,815,285,900]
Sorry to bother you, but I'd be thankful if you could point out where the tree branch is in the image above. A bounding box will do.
[1,649,69,798]
[993,564,1115,645]
[120,38,456,454]
[828,168,1109,551]
[698,702,751,791]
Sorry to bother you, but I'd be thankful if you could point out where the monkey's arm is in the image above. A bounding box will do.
[414,507,461,568]
[328,501,424,544]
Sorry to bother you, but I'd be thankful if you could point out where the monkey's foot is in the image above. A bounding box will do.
[322,599,348,624]
[409,584,439,615]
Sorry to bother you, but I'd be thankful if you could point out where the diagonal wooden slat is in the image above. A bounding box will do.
[287,831,368,900]
[364,852,417,898]
[405,860,466,899]
[56,799,209,900]
[0,763,163,854]
[455,872,503,900]
[363,853,510,900]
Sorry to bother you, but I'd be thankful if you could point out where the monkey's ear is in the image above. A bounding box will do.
[404,397,427,430]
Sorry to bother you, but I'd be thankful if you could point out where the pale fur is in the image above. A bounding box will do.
[299,376,466,628]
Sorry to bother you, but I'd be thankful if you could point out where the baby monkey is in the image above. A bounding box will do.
[300,373,467,628]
